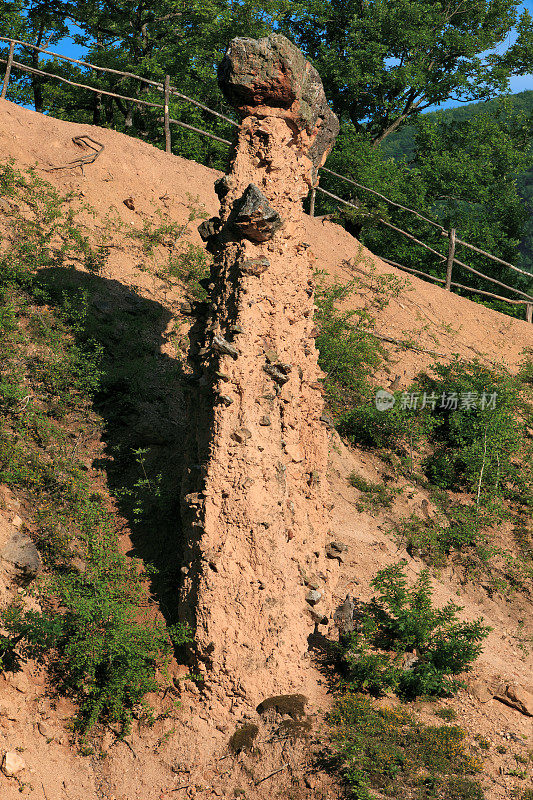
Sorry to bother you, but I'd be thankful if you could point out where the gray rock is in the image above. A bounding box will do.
[402,653,418,671]
[334,595,355,636]
[179,301,193,315]
[198,217,222,241]
[306,589,322,606]
[264,349,279,364]
[240,257,270,276]
[330,540,348,553]
[276,362,292,375]
[308,470,320,488]
[214,176,232,201]
[308,608,328,626]
[212,335,239,358]
[232,183,282,242]
[325,543,346,563]
[232,428,252,444]
[259,415,271,426]
[2,533,41,577]
[263,364,289,385]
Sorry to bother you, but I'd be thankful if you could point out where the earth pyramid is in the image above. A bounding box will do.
[179,34,340,703]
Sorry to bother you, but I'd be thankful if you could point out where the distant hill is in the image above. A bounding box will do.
[381,90,533,161]
[381,91,533,275]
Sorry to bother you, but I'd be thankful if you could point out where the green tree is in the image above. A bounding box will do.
[282,0,533,145]
[413,100,532,291]
[0,0,69,111]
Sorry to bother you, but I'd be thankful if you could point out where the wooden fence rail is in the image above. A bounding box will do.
[1,34,532,320]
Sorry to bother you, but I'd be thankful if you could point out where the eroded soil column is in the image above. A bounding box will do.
[180,34,339,702]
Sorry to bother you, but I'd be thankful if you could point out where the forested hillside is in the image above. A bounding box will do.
[381,91,533,281]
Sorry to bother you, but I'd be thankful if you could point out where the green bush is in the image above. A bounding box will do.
[397,504,499,567]
[338,396,410,449]
[329,693,484,799]
[339,562,490,699]
[416,359,526,498]
[315,279,385,415]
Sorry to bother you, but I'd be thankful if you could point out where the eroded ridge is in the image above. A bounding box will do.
[179,34,339,702]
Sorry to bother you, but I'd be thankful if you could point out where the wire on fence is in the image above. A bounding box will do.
[1,35,531,319]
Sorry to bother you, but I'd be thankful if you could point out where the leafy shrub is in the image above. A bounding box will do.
[339,562,490,699]
[337,394,410,449]
[397,504,498,567]
[518,350,533,385]
[435,707,457,722]
[315,279,385,415]
[416,359,527,498]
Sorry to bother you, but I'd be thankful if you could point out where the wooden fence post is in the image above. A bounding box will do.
[1,40,15,99]
[164,74,171,154]
[445,227,456,291]
[309,187,316,217]
[526,303,533,324]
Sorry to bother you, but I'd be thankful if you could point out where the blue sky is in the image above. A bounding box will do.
[53,2,533,111]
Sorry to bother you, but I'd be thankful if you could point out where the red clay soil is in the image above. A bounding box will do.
[0,99,531,800]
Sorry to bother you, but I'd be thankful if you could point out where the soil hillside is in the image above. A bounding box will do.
[0,98,532,800]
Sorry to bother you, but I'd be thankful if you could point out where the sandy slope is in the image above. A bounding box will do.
[0,99,531,800]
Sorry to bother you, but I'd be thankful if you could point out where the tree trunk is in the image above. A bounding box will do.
[32,27,44,112]
[92,32,103,125]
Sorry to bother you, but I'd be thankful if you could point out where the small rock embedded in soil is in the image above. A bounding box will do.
[308,470,320,487]
[330,540,348,553]
[264,349,279,364]
[306,589,322,605]
[198,217,222,241]
[263,364,289,385]
[232,428,252,444]
[2,751,25,777]
[212,335,239,358]
[240,257,270,275]
[259,415,271,426]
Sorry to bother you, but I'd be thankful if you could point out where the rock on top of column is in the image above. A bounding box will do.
[218,33,339,175]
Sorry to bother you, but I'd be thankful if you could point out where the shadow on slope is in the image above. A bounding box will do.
[37,267,190,628]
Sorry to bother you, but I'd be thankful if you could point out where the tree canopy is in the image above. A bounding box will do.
[281,0,533,144]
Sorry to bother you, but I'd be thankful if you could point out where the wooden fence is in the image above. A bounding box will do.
[1,34,532,322]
